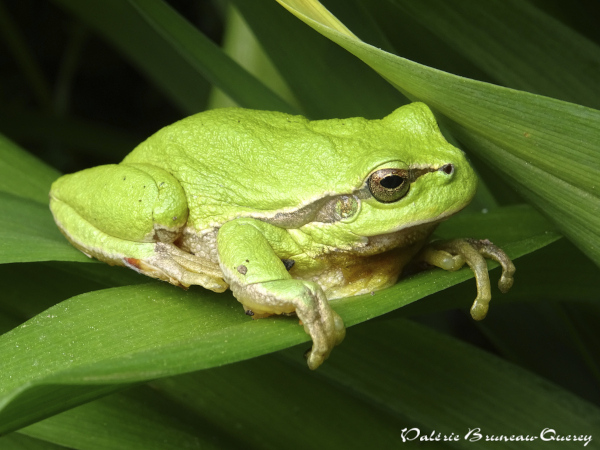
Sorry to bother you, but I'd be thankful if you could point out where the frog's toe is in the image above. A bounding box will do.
[469,238,516,294]
[417,238,515,321]
[332,311,346,346]
[304,346,328,371]
[303,309,346,369]
[419,247,466,271]
[296,283,345,369]
[498,272,514,293]
[303,330,333,370]
[470,299,490,321]
[232,279,344,369]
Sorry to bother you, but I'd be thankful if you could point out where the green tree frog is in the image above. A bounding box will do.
[49,103,514,369]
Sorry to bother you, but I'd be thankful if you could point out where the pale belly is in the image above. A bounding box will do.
[290,222,438,299]
[179,221,439,300]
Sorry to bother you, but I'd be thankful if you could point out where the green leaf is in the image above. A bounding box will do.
[0,134,59,204]
[278,318,600,448]
[562,302,600,382]
[276,0,600,268]
[475,301,600,406]
[18,385,231,450]
[150,357,421,450]
[50,0,294,114]
[1,433,69,450]
[24,317,597,449]
[0,192,89,264]
[16,316,599,449]
[0,205,558,433]
[20,369,411,450]
[388,0,600,108]
[0,262,144,327]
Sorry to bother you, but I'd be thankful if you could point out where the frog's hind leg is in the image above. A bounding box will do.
[133,241,228,291]
[49,163,228,292]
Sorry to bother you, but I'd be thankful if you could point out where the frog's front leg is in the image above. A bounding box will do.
[217,219,345,370]
[49,163,227,292]
[416,238,515,320]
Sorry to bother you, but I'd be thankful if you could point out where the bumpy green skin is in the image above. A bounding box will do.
[123,102,475,235]
[50,102,494,370]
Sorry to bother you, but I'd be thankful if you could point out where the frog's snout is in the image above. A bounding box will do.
[433,163,457,186]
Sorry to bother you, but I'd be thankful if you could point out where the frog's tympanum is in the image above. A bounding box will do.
[49,103,514,369]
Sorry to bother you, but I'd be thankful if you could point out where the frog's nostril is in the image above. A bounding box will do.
[441,164,454,175]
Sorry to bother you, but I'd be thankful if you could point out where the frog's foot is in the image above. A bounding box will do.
[133,242,228,292]
[60,227,229,293]
[233,280,345,370]
[417,238,515,320]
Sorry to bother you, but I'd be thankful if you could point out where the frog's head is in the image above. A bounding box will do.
[296,102,478,249]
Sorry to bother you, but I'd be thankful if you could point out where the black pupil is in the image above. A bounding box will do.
[380,175,403,189]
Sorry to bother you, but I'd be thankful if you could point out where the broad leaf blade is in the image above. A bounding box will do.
[22,367,415,450]
[18,386,230,450]
[0,262,144,328]
[150,359,420,450]
[278,318,600,448]
[1,433,69,450]
[389,0,600,108]
[14,315,599,449]
[476,302,600,406]
[0,135,59,204]
[0,192,89,264]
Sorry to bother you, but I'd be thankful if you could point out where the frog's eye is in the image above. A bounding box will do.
[368,168,410,203]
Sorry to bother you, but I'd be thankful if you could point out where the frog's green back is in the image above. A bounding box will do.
[123,103,454,229]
